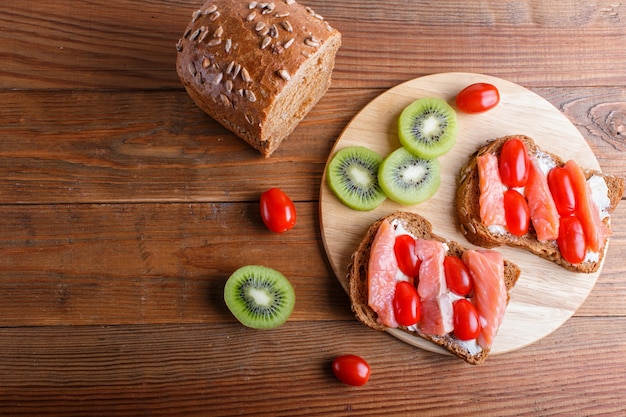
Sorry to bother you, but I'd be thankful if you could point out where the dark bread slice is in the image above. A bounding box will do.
[348,211,521,365]
[456,135,624,273]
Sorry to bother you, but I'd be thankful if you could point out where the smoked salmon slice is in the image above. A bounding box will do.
[414,239,446,301]
[564,160,610,253]
[462,249,507,350]
[414,239,452,336]
[525,157,560,241]
[367,219,399,328]
[477,153,507,227]
[420,294,454,336]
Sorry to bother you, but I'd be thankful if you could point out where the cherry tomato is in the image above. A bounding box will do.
[547,166,576,216]
[564,160,603,253]
[331,354,371,387]
[394,235,421,278]
[503,189,530,236]
[498,138,530,188]
[455,83,500,114]
[557,216,587,264]
[443,256,473,297]
[452,299,481,341]
[393,281,421,326]
[259,188,296,233]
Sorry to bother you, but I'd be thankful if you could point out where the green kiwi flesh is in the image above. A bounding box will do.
[326,146,387,211]
[224,265,295,329]
[378,147,440,205]
[398,97,458,159]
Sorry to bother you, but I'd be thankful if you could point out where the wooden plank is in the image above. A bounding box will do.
[0,87,623,204]
[0,318,624,415]
[0,202,352,326]
[1,1,625,90]
[0,89,359,203]
[0,201,623,327]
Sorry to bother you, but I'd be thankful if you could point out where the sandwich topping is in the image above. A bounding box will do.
[367,218,509,353]
[477,137,612,265]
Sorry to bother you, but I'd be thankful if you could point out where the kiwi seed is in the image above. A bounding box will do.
[326,146,387,211]
[224,265,295,330]
[398,97,458,159]
[378,147,441,205]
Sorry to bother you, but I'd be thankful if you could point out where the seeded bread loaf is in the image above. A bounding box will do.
[456,135,624,273]
[348,211,521,365]
[176,0,341,157]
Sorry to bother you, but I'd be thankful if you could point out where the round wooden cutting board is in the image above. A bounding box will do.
[319,72,606,356]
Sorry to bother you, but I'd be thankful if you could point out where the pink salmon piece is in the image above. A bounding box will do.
[526,157,560,241]
[462,249,507,350]
[477,153,507,227]
[414,239,446,301]
[367,219,399,328]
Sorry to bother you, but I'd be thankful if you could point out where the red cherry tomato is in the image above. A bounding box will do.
[393,281,421,326]
[498,138,530,188]
[259,188,296,233]
[443,256,473,297]
[503,189,530,236]
[547,166,576,216]
[452,299,481,341]
[332,355,371,387]
[557,216,587,264]
[394,235,421,278]
[455,83,500,114]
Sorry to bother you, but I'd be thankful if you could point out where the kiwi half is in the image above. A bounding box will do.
[224,265,295,329]
[398,97,458,159]
[378,147,440,205]
[326,146,387,211]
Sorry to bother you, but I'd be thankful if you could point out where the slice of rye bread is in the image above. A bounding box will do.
[456,135,624,273]
[348,211,521,365]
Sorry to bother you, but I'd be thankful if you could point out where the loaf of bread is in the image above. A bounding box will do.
[176,0,341,157]
[456,135,624,273]
[348,211,521,365]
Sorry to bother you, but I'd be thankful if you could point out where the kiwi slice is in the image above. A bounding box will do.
[326,146,387,211]
[398,97,458,159]
[224,265,295,329]
[378,147,440,205]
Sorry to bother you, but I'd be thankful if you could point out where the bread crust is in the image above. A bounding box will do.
[176,0,341,157]
[348,211,521,365]
[456,135,624,273]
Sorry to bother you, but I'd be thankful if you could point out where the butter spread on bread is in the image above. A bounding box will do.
[348,211,521,365]
[456,135,624,273]
[176,0,341,157]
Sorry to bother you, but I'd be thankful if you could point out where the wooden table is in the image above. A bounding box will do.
[1,1,625,415]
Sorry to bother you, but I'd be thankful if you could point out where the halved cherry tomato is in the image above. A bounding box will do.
[392,281,421,326]
[259,188,296,233]
[455,82,500,114]
[332,354,371,386]
[547,166,576,216]
[564,160,605,253]
[452,299,481,341]
[394,235,421,279]
[499,138,530,188]
[557,216,587,264]
[443,256,473,297]
[503,189,530,236]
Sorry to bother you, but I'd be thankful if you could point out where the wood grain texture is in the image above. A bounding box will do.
[0,201,624,326]
[0,318,624,416]
[0,0,625,414]
[0,87,622,204]
[1,1,625,89]
[0,202,352,325]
